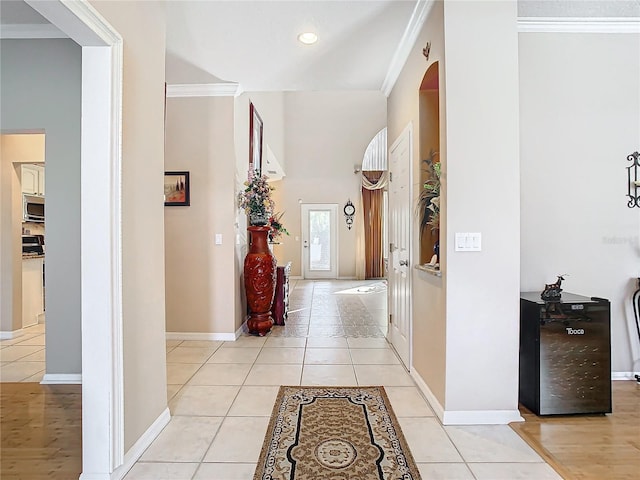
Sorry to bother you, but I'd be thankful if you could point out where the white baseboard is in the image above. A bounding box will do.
[166,325,244,342]
[410,367,445,421]
[166,331,236,341]
[0,329,23,340]
[612,371,640,381]
[109,407,171,480]
[410,368,523,425]
[290,275,303,280]
[338,276,357,280]
[442,409,524,425]
[41,373,82,384]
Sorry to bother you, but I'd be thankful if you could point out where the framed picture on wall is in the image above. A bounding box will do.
[164,171,190,206]
[249,102,263,177]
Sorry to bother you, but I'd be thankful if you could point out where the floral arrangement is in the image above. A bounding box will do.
[418,150,441,233]
[237,171,275,224]
[268,212,290,242]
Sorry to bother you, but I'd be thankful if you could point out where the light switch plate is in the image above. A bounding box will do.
[215,234,223,245]
[455,232,481,251]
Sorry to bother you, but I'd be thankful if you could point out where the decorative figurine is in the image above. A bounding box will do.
[541,275,566,302]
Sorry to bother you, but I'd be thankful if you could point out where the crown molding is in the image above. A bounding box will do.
[518,17,640,33]
[166,83,240,98]
[382,0,435,97]
[0,23,67,39]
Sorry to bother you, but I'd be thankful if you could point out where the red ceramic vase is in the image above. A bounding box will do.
[244,226,277,336]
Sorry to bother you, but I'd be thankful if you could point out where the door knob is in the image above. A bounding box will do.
[399,260,409,266]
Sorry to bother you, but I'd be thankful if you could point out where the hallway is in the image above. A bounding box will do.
[126,279,559,480]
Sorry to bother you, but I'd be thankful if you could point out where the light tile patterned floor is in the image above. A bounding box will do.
[0,323,46,382]
[125,279,560,480]
[1,281,560,479]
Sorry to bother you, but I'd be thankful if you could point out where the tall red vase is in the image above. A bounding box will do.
[244,226,277,336]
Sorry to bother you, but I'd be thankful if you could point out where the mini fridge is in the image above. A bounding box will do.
[519,292,612,415]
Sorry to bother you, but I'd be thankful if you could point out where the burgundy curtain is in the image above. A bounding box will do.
[362,171,384,278]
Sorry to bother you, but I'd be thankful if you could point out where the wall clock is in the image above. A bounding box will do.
[344,199,355,230]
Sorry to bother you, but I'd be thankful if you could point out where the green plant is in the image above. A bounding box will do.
[417,150,441,233]
[268,212,290,242]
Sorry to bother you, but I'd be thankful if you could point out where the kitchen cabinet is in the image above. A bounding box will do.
[22,256,44,328]
[21,164,45,196]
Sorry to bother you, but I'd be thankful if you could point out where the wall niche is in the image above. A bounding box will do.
[418,61,441,266]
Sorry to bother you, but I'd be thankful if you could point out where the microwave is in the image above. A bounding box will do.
[23,194,45,223]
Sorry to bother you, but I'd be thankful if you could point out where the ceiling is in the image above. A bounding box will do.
[2,0,640,92]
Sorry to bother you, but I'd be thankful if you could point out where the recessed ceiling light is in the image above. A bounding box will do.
[297,32,318,45]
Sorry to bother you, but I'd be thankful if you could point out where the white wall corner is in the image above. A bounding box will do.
[166,83,240,98]
[0,329,24,340]
[381,0,435,97]
[108,407,171,480]
[411,369,524,425]
[41,373,82,384]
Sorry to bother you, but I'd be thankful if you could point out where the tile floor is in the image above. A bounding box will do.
[0,280,561,479]
[0,323,46,382]
[124,280,561,480]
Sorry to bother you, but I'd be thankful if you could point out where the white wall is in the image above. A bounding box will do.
[279,90,387,277]
[520,31,640,376]
[165,96,240,335]
[442,0,521,416]
[0,39,82,375]
[91,0,169,452]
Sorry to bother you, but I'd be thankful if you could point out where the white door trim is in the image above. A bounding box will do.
[301,204,339,279]
[26,1,125,476]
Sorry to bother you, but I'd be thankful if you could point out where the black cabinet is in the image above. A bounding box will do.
[519,292,611,415]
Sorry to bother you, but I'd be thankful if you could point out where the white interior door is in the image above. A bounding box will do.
[388,125,413,370]
[301,204,338,279]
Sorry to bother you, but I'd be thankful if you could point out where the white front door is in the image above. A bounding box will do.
[301,204,338,279]
[388,124,413,370]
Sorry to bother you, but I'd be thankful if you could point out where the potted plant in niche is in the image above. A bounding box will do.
[418,150,441,234]
[417,150,441,266]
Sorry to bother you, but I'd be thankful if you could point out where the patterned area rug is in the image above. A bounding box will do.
[254,386,422,479]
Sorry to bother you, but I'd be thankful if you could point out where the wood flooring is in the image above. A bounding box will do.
[511,380,640,480]
[0,383,82,480]
[0,381,637,479]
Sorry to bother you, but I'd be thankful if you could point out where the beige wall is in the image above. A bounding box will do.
[388,0,447,406]
[164,96,240,335]
[91,0,168,452]
[279,90,387,278]
[520,32,640,374]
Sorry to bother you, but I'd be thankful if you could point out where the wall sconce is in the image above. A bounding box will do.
[627,151,639,208]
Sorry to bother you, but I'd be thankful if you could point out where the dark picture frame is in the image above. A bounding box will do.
[249,102,263,177]
[164,171,190,206]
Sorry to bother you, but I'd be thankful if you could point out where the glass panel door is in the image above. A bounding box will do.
[301,204,338,279]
